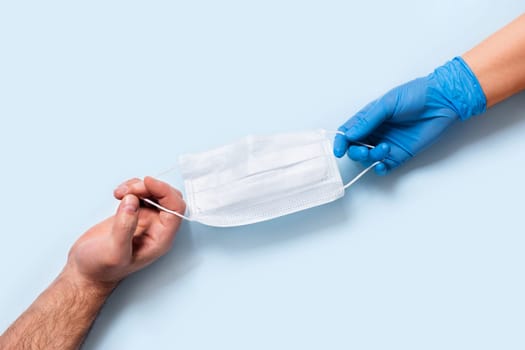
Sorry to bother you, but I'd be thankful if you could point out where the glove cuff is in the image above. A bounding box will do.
[433,56,487,121]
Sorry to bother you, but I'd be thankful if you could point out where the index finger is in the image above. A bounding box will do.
[143,176,185,211]
[143,177,187,225]
[117,177,183,200]
[342,98,391,141]
[118,177,186,220]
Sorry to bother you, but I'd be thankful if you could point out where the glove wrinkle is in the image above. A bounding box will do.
[334,57,487,173]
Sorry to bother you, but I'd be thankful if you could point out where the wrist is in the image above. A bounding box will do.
[60,266,117,299]
[432,57,487,121]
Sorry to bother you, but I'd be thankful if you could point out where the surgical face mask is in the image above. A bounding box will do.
[143,129,378,227]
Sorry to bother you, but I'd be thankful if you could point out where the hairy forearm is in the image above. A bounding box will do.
[0,269,115,350]
[463,13,525,107]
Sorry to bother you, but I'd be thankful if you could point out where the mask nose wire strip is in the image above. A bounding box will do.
[141,197,193,221]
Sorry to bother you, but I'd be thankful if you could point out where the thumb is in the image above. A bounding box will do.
[342,96,394,141]
[112,194,139,247]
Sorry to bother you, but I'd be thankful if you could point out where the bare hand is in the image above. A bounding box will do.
[65,176,186,289]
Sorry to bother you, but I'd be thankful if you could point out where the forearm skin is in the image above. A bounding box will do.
[0,269,115,350]
[463,14,525,107]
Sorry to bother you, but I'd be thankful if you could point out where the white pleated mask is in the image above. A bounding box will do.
[143,129,377,227]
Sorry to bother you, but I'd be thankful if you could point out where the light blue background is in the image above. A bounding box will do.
[1,1,525,349]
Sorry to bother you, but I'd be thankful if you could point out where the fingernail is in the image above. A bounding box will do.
[115,184,128,196]
[120,195,138,214]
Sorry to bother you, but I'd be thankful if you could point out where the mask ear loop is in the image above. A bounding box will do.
[343,161,381,189]
[324,129,375,148]
[324,129,381,190]
[140,197,193,221]
[137,164,194,221]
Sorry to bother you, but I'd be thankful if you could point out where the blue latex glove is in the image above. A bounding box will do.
[333,57,487,175]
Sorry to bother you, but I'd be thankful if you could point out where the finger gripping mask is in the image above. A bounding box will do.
[144,129,378,227]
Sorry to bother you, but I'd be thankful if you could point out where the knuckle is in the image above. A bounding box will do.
[118,218,136,233]
[352,114,369,128]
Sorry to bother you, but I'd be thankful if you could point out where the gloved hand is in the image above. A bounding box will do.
[333,57,487,175]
